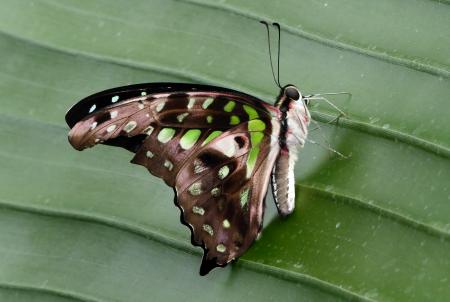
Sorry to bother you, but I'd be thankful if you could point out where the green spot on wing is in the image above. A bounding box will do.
[218,165,230,179]
[248,119,266,131]
[240,188,250,208]
[250,132,264,147]
[206,115,213,124]
[201,130,222,146]
[157,128,176,143]
[243,105,259,120]
[246,147,260,178]
[230,115,240,125]
[180,129,201,150]
[224,101,236,112]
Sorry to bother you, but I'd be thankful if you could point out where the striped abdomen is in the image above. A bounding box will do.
[271,95,310,216]
[272,149,297,216]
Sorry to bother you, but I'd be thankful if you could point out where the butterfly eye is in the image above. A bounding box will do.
[284,86,300,101]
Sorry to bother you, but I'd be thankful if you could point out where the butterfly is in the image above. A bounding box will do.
[66,22,323,275]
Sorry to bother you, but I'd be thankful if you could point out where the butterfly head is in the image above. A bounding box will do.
[277,84,308,107]
[276,84,311,131]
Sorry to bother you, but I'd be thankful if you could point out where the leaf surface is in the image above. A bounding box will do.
[0,0,448,301]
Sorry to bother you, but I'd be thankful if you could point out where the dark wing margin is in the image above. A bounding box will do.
[66,82,271,127]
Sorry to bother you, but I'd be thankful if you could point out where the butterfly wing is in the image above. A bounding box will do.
[134,122,280,274]
[67,83,281,274]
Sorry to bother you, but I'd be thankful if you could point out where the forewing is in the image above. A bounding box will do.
[68,83,277,148]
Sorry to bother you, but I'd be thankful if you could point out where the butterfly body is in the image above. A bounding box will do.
[66,82,310,275]
[272,86,310,216]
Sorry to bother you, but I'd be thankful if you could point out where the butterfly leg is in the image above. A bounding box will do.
[305,100,348,154]
[324,113,345,125]
[308,113,345,133]
[304,91,351,118]
[305,136,349,159]
[305,96,347,117]
[308,119,349,159]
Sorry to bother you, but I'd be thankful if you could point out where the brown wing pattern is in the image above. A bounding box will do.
[68,90,280,274]
[172,123,279,274]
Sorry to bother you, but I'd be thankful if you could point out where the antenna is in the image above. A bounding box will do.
[273,22,281,88]
[260,21,282,88]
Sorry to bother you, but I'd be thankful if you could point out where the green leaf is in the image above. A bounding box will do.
[0,0,449,301]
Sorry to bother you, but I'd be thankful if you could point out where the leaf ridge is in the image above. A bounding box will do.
[0,283,102,302]
[297,184,450,240]
[177,0,450,78]
[0,199,371,301]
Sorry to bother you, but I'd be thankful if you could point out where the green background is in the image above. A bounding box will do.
[0,0,449,301]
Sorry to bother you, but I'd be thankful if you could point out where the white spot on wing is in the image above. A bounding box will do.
[188,182,202,196]
[216,244,226,253]
[123,121,137,133]
[146,151,154,158]
[192,206,205,215]
[177,113,189,123]
[211,187,220,197]
[193,159,207,174]
[202,97,214,109]
[90,122,97,130]
[164,159,173,171]
[143,126,154,135]
[223,219,230,228]
[156,102,165,112]
[187,98,196,109]
[106,124,117,133]
[89,104,96,113]
[215,139,235,157]
[202,224,214,236]
[110,111,118,119]
[111,96,119,103]
[218,165,230,179]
